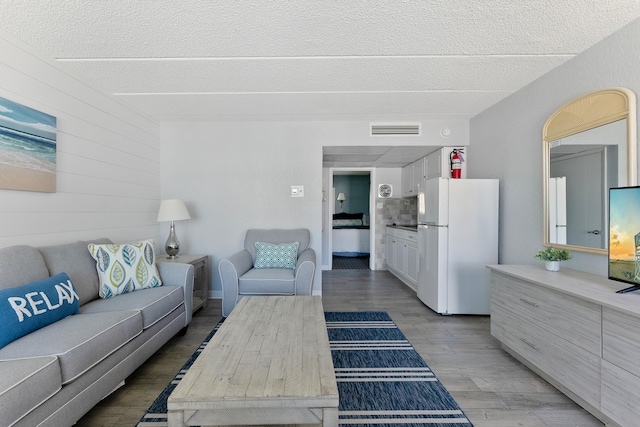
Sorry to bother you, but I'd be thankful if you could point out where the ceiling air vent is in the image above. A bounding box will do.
[370,123,421,136]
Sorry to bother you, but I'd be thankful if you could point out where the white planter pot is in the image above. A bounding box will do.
[545,260,560,272]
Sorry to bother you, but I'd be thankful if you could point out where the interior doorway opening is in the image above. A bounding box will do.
[332,254,370,270]
[329,169,373,270]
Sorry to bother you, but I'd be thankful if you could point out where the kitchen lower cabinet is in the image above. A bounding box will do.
[489,264,640,427]
[385,235,396,271]
[386,227,418,291]
[405,242,418,284]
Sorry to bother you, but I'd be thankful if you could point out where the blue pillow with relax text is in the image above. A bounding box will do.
[0,272,80,349]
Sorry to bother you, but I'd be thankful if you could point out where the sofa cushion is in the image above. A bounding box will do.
[0,310,142,384]
[239,268,296,295]
[0,356,61,427]
[0,273,80,349]
[88,240,162,298]
[38,239,112,305]
[254,241,299,270]
[0,245,49,290]
[81,285,184,329]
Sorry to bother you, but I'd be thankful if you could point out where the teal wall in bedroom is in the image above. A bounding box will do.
[334,175,370,216]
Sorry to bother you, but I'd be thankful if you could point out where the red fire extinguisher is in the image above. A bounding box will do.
[450,149,464,179]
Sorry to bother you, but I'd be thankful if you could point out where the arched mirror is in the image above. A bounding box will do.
[543,88,637,254]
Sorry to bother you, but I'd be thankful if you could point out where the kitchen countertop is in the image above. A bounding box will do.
[387,224,418,232]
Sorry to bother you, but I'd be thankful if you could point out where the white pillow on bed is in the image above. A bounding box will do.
[333,219,363,227]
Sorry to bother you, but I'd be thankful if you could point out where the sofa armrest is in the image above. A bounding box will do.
[219,250,253,316]
[294,248,316,295]
[156,262,194,326]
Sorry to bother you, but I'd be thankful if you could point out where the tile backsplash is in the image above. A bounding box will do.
[373,197,417,269]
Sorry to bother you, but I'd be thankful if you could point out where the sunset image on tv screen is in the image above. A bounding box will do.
[609,187,640,284]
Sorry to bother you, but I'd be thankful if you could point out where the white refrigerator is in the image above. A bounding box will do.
[417,177,499,315]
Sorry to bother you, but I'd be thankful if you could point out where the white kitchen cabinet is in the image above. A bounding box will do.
[425,147,467,180]
[393,236,404,272]
[403,148,468,197]
[401,158,425,197]
[405,240,418,284]
[385,233,395,270]
[489,264,640,427]
[425,149,443,180]
[412,158,425,189]
[401,164,412,197]
[385,226,418,291]
[401,164,413,197]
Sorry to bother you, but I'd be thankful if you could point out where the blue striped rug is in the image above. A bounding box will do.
[327,312,472,426]
[136,312,472,427]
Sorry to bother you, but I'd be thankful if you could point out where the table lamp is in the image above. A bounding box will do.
[157,199,191,258]
[337,192,347,211]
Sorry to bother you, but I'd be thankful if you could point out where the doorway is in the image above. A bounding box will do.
[329,169,373,270]
[550,147,608,248]
[332,254,370,269]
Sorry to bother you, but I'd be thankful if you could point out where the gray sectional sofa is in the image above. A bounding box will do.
[0,238,194,427]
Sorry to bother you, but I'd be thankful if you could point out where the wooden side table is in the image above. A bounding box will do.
[161,254,208,312]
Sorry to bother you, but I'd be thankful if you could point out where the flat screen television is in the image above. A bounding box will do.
[609,186,640,293]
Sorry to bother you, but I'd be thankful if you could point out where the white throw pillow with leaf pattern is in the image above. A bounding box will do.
[88,240,162,298]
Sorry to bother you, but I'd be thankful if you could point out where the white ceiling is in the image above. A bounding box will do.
[324,145,441,168]
[1,1,639,166]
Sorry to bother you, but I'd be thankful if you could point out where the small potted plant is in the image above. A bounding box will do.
[535,247,572,271]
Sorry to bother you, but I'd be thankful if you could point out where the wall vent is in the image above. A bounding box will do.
[370,123,421,136]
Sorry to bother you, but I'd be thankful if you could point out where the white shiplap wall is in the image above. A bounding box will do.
[0,29,161,248]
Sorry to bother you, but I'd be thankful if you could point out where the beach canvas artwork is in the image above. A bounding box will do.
[0,97,57,192]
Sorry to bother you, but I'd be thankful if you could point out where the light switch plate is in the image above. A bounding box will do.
[291,185,304,197]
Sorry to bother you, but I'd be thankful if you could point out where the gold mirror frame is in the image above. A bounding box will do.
[543,88,637,255]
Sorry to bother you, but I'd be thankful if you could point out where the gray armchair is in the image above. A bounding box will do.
[219,228,316,316]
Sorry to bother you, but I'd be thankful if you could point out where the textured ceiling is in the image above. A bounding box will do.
[1,2,639,166]
[2,1,640,123]
[324,145,441,168]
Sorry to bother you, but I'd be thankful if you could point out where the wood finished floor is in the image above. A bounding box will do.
[79,270,603,427]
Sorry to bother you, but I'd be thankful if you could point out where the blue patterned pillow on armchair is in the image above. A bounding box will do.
[254,241,299,270]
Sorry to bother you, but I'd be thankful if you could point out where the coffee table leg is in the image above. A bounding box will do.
[322,407,338,427]
[167,410,185,427]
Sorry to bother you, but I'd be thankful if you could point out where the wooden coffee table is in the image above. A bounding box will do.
[167,296,339,427]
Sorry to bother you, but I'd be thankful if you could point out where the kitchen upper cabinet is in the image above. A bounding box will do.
[413,158,424,188]
[402,158,425,197]
[425,147,467,180]
[425,149,443,180]
[402,148,467,197]
[402,165,413,197]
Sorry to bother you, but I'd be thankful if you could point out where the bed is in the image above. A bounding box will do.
[332,212,370,257]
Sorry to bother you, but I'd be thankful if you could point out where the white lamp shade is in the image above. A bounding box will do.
[337,193,347,201]
[157,199,191,222]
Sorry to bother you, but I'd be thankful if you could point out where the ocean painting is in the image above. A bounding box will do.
[0,97,57,192]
